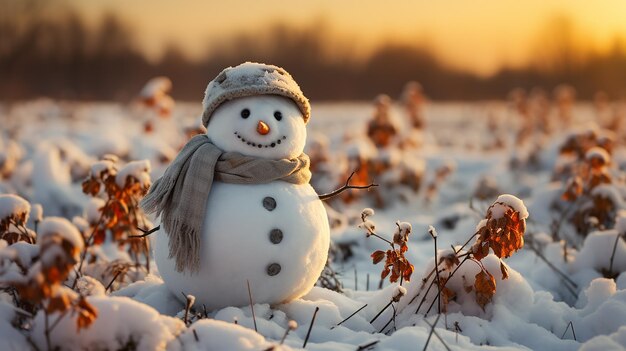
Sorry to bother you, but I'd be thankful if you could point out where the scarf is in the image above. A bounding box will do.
[141,134,311,272]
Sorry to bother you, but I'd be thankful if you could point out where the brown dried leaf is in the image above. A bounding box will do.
[474,270,496,310]
[47,294,71,314]
[75,297,98,331]
[371,250,385,264]
[500,262,509,280]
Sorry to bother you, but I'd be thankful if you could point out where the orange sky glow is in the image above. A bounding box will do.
[74,0,626,76]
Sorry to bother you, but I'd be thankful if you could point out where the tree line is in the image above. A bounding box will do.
[1,1,625,101]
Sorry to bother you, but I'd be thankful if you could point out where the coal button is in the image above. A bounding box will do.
[263,196,277,211]
[269,229,283,244]
[266,263,281,276]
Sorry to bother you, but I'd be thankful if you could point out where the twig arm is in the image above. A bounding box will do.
[129,225,161,238]
[318,171,378,201]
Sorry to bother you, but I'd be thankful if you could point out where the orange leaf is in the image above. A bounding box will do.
[75,297,98,331]
[474,270,496,310]
[47,294,71,314]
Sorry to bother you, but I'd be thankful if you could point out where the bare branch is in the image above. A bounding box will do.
[246,280,258,332]
[318,171,378,201]
[608,232,622,277]
[560,320,577,341]
[105,270,123,292]
[129,225,161,238]
[331,304,367,330]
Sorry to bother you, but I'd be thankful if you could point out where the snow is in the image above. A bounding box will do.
[0,194,30,221]
[32,203,43,222]
[586,146,611,164]
[492,194,529,219]
[0,301,28,350]
[573,230,626,274]
[31,296,185,351]
[177,319,284,351]
[115,160,151,188]
[38,217,84,252]
[90,159,116,178]
[580,326,626,351]
[1,99,626,350]
[361,208,375,218]
[75,275,106,296]
[84,198,105,224]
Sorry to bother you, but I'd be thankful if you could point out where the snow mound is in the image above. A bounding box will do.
[177,319,284,351]
[0,301,28,350]
[580,325,626,351]
[573,230,626,275]
[31,296,184,351]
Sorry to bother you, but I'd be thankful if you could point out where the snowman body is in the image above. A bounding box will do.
[154,94,330,310]
[155,181,329,310]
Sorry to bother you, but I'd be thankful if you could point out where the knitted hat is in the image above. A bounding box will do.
[202,62,311,127]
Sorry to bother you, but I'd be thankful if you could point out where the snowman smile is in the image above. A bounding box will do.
[234,131,287,149]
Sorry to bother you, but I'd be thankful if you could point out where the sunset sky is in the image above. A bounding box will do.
[74,0,626,76]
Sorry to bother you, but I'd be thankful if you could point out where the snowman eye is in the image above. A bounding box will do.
[241,108,250,119]
[274,111,282,121]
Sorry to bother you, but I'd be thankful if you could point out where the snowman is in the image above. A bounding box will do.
[142,62,330,311]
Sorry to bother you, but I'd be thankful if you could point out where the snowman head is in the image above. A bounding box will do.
[206,95,306,159]
[201,62,311,159]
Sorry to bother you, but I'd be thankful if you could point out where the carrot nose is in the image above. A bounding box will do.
[257,120,270,135]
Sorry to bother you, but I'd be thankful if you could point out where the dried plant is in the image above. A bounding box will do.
[79,158,153,277]
[360,208,414,284]
[556,144,622,237]
[471,201,526,260]
[424,162,455,204]
[0,195,35,244]
[408,195,527,315]
[0,196,100,350]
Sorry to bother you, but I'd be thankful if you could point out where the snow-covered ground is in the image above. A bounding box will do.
[1,98,626,350]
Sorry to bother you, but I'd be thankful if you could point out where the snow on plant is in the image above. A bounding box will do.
[556,138,625,238]
[360,208,415,284]
[408,194,528,315]
[471,194,527,260]
[79,156,153,287]
[0,136,23,179]
[139,77,174,117]
[0,194,35,244]
[138,77,175,133]
[0,198,100,350]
